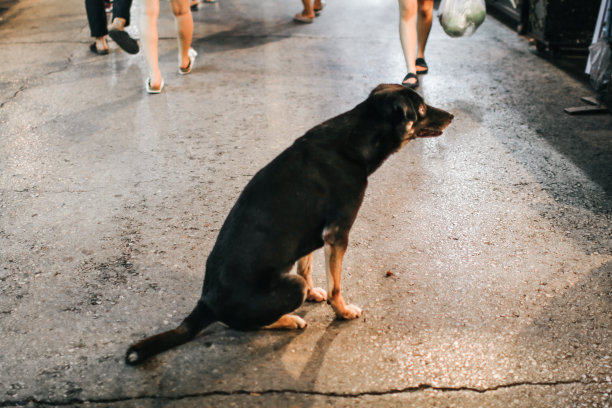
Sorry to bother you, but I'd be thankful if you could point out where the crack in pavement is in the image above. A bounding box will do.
[0,379,600,406]
[0,84,26,109]
[1,52,74,109]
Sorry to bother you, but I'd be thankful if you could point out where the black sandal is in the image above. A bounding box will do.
[402,73,419,89]
[416,57,428,74]
[89,42,109,55]
[109,29,139,54]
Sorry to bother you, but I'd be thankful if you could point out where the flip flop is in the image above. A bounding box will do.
[416,57,428,74]
[401,73,419,89]
[145,77,164,94]
[109,29,139,54]
[293,14,314,24]
[89,42,109,55]
[179,48,198,75]
[314,1,326,16]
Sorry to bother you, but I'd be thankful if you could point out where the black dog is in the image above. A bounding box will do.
[126,84,453,365]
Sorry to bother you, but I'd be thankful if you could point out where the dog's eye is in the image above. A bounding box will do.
[418,105,426,117]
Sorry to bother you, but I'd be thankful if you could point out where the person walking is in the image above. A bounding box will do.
[140,0,196,93]
[398,0,433,88]
[85,0,139,55]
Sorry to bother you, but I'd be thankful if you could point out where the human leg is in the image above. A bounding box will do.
[111,0,132,26]
[85,0,109,52]
[109,0,139,54]
[416,0,433,72]
[169,0,194,71]
[140,0,163,90]
[398,0,418,87]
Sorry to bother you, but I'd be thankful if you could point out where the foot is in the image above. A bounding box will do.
[334,303,362,320]
[329,295,362,320]
[109,28,139,54]
[90,39,109,55]
[402,72,419,89]
[179,48,197,75]
[416,57,428,74]
[264,314,307,330]
[146,76,164,94]
[306,287,327,302]
[109,17,126,31]
[294,12,314,23]
[314,0,326,15]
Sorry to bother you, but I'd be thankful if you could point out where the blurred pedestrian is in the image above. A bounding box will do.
[85,0,139,55]
[398,0,433,88]
[141,0,196,93]
[294,0,326,24]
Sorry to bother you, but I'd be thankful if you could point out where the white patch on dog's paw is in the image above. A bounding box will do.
[288,315,308,329]
[339,304,362,320]
[265,314,307,330]
[307,287,327,302]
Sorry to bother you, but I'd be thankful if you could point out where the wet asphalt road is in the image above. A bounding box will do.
[0,0,611,406]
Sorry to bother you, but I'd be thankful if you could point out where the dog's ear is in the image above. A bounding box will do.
[369,85,417,124]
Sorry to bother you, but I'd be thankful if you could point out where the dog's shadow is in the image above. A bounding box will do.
[128,307,345,405]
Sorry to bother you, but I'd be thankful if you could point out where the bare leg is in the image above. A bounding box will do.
[416,0,433,69]
[297,253,327,302]
[398,0,418,85]
[141,0,163,89]
[169,0,193,70]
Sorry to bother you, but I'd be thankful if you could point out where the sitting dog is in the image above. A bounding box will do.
[126,84,453,365]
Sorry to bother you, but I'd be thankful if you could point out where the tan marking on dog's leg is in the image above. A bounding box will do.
[324,242,362,320]
[264,314,307,330]
[297,253,327,302]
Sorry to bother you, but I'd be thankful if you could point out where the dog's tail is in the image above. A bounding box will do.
[125,301,216,365]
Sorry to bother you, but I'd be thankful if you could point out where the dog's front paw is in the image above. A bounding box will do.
[307,287,327,302]
[335,304,362,320]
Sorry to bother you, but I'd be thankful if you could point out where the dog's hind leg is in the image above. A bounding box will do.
[264,314,307,330]
[297,253,327,302]
[261,268,310,329]
[221,273,309,330]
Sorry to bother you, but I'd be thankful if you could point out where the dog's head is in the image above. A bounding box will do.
[368,84,454,148]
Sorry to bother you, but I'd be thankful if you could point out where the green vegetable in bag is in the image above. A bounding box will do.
[465,1,486,26]
[438,0,486,38]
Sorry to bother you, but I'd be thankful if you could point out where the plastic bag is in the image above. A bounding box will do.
[438,0,486,38]
[588,38,611,93]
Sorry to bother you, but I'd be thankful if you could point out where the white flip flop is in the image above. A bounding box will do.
[146,77,164,94]
[179,48,198,75]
